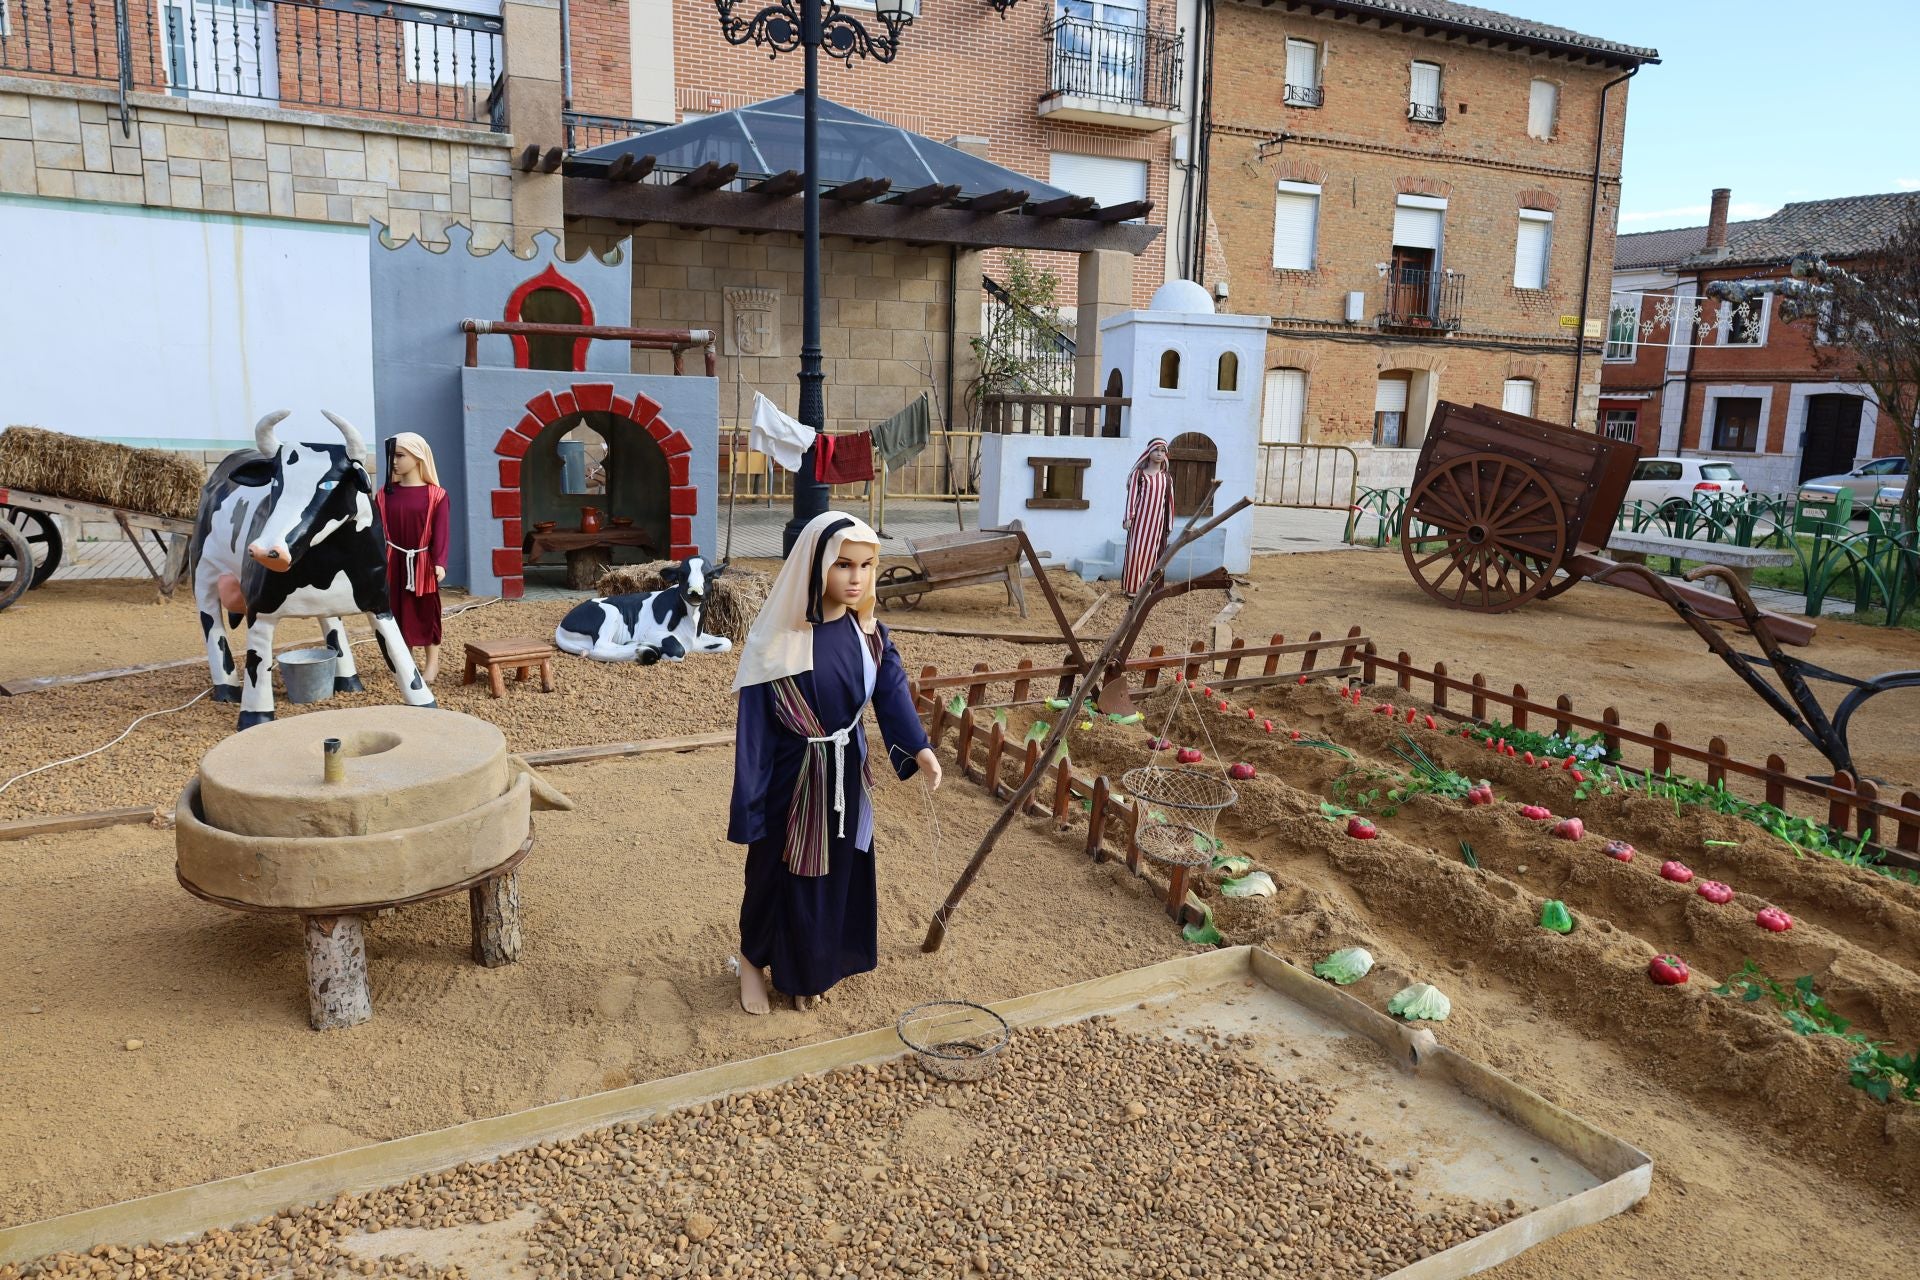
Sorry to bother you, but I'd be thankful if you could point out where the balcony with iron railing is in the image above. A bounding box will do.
[1407,100,1446,124]
[1378,269,1465,334]
[1038,15,1184,131]
[1282,82,1323,108]
[0,0,505,131]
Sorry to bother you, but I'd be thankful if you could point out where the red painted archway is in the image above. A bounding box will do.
[490,382,697,598]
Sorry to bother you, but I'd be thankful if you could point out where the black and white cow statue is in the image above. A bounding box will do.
[190,409,436,730]
[554,556,733,664]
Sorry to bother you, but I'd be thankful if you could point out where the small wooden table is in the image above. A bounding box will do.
[524,528,658,589]
[463,636,557,698]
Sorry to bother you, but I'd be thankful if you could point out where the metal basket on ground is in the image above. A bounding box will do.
[1121,767,1238,868]
[896,1000,1010,1082]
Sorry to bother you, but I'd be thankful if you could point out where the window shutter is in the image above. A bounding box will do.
[1048,152,1149,222]
[1375,376,1409,414]
[1513,211,1552,289]
[1262,368,1307,443]
[1528,80,1557,139]
[1502,379,1535,416]
[1392,197,1444,251]
[1271,182,1319,271]
[1410,62,1440,109]
[1285,40,1318,89]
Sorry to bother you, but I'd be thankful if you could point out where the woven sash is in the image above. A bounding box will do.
[769,677,874,877]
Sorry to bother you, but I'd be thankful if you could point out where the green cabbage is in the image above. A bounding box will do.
[1210,852,1251,875]
[1387,982,1451,1022]
[1221,871,1276,899]
[1312,947,1374,985]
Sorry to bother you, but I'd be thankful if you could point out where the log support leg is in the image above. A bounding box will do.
[302,914,372,1031]
[470,870,523,968]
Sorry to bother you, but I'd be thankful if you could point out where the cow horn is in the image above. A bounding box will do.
[254,409,291,455]
[321,410,369,463]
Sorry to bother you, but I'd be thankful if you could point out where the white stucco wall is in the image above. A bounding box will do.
[0,195,373,450]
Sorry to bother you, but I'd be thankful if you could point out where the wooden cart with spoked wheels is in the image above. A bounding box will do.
[0,485,194,612]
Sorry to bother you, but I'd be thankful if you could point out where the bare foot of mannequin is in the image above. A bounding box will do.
[736,952,771,1015]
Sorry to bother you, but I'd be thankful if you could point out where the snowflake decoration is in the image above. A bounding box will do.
[1640,294,1702,341]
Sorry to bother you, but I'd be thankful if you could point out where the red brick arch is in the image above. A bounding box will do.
[490,381,696,599]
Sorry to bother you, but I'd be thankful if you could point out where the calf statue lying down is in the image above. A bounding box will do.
[554,555,733,664]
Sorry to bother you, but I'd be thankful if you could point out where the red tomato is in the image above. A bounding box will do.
[1696,880,1734,904]
[1755,907,1794,933]
[1660,861,1695,884]
[1648,955,1689,986]
[1346,816,1377,840]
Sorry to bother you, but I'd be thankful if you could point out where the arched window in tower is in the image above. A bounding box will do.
[1158,349,1181,389]
[504,266,595,371]
[1216,351,1239,392]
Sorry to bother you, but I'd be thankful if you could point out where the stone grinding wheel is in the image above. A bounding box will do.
[174,706,572,1030]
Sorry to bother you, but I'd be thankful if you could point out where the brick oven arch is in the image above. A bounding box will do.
[490,382,697,598]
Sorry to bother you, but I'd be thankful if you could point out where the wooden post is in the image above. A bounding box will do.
[1829,771,1855,833]
[1764,755,1788,810]
[1087,775,1110,862]
[1262,634,1285,677]
[1511,686,1528,731]
[1011,659,1033,705]
[1340,625,1362,669]
[1652,722,1672,776]
[1395,651,1412,692]
[984,723,1006,798]
[1301,630,1323,673]
[1165,864,1191,920]
[1432,662,1448,712]
[1124,801,1143,874]
[1362,642,1378,687]
[1554,695,1573,739]
[955,709,977,782]
[1223,637,1246,681]
[1184,640,1205,683]
[918,664,939,713]
[1142,645,1166,689]
[302,914,372,1031]
[1855,778,1879,840]
[1602,707,1621,762]
[1706,736,1729,788]
[469,870,522,968]
[966,663,989,708]
[1052,757,1075,827]
[1471,673,1487,721]
[1897,792,1920,855]
[1022,740,1042,814]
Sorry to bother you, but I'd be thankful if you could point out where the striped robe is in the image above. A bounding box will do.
[1122,465,1173,595]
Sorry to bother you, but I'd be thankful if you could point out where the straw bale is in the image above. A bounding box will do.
[0,426,207,521]
[594,560,772,641]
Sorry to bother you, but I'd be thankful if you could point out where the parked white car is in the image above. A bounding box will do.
[1624,457,1749,515]
[1801,457,1910,513]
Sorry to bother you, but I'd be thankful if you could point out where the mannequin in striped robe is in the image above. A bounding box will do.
[1120,437,1173,596]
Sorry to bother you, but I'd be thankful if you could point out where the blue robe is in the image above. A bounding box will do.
[729,614,930,998]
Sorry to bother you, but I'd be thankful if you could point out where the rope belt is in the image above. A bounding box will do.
[807,721,859,839]
[387,540,426,592]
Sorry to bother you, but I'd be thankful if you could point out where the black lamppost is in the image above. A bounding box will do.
[713,0,913,553]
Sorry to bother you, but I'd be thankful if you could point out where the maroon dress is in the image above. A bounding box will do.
[380,483,450,647]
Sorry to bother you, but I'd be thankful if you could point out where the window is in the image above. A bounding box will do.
[1860,458,1906,476]
[1050,152,1149,224]
[1722,292,1769,345]
[1283,39,1322,106]
[1700,463,1741,482]
[1271,181,1320,271]
[1605,300,1640,361]
[1216,351,1239,392]
[1711,397,1763,452]
[1513,210,1553,290]
[1409,61,1443,123]
[1374,375,1410,448]
[1501,378,1536,417]
[1527,79,1558,139]
[1602,409,1639,443]
[1027,456,1091,510]
[1158,350,1180,389]
[1633,460,1682,482]
[1262,368,1307,443]
[402,0,502,86]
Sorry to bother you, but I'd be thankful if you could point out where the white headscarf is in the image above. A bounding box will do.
[732,511,882,691]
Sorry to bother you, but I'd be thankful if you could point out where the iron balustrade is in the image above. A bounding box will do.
[980,274,1076,395]
[1407,100,1446,124]
[1282,83,1322,108]
[1043,14,1182,111]
[563,110,660,153]
[1378,268,1464,332]
[3,0,506,130]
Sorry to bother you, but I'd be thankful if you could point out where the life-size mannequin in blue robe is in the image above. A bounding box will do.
[728,611,930,998]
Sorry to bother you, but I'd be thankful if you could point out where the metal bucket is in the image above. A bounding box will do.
[278,648,338,705]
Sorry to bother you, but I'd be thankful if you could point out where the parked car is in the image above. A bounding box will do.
[1801,456,1910,514]
[1624,457,1749,516]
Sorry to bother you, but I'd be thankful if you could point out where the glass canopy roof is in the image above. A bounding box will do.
[575,93,1072,202]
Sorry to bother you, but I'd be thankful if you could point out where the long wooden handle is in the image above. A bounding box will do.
[921,489,1248,952]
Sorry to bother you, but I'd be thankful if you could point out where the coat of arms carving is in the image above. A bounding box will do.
[723,287,782,357]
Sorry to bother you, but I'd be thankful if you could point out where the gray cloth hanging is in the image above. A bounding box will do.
[869,393,932,469]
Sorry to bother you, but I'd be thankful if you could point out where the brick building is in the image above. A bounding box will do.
[1192,0,1656,484]
[1602,187,1920,494]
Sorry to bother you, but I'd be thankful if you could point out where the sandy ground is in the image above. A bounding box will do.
[4,547,1920,1277]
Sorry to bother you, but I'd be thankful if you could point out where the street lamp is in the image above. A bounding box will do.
[713,0,914,553]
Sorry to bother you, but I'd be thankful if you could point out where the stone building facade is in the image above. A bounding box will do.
[1198,0,1656,483]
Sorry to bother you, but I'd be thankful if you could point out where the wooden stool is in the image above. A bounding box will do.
[463,637,557,699]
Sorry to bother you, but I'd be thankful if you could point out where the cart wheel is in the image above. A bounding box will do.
[2,506,64,588]
[879,564,927,610]
[0,519,31,612]
[1402,452,1567,614]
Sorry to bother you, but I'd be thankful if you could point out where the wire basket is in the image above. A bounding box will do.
[1122,766,1238,870]
[896,1000,1011,1082]
[1134,821,1218,868]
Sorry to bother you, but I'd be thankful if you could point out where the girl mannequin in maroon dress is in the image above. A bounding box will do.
[376,433,451,684]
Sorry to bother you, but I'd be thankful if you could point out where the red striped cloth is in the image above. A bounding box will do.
[768,675,875,877]
[1122,442,1173,595]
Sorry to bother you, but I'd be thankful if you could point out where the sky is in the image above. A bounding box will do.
[1511,0,1920,231]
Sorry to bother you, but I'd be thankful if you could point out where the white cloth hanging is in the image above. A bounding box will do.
[750,392,817,474]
